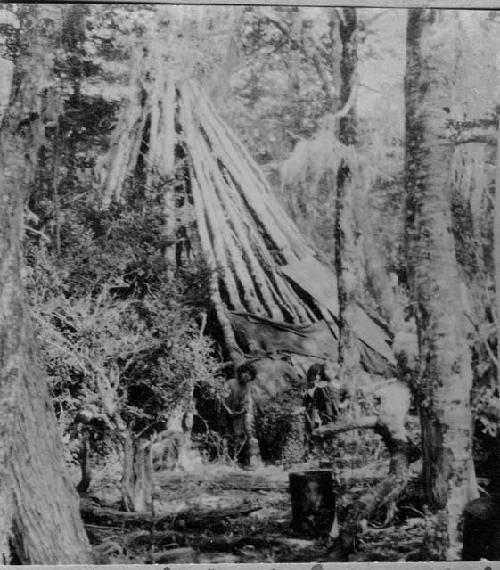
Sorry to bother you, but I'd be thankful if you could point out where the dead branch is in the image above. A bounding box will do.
[313,415,379,437]
[80,500,261,531]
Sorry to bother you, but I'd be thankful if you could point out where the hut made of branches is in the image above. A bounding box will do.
[96,72,396,377]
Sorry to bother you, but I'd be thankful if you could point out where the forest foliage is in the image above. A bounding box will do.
[9,3,498,480]
[2,5,500,563]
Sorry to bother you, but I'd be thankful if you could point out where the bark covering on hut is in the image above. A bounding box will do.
[97,75,396,377]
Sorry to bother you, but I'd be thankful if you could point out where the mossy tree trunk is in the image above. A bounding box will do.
[405,8,477,560]
[0,5,91,564]
[492,13,500,496]
[334,8,361,394]
[493,107,500,494]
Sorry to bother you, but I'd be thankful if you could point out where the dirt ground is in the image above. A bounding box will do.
[83,453,427,564]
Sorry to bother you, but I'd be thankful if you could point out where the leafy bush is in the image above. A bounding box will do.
[256,383,306,462]
[23,191,221,460]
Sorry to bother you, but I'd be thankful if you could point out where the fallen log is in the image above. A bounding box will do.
[128,529,180,549]
[155,470,289,492]
[151,547,196,563]
[313,416,379,437]
[80,499,262,531]
[366,538,423,551]
[196,536,281,552]
[194,535,316,553]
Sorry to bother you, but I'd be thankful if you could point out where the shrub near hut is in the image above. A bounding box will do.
[256,381,308,464]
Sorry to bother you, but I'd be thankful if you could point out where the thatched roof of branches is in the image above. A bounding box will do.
[96,72,396,377]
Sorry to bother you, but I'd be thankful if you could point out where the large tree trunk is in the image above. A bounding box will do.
[0,9,24,559]
[405,9,476,560]
[11,317,92,563]
[0,6,91,563]
[0,103,24,564]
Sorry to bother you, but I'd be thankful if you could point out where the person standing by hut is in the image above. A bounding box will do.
[303,364,322,433]
[304,363,343,424]
[221,362,262,468]
[315,361,345,425]
[303,362,345,459]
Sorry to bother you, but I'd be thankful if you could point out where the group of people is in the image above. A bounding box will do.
[220,359,346,467]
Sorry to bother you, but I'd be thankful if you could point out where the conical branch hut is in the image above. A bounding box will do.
[97,74,396,384]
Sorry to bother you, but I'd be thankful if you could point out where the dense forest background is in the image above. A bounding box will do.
[0,4,500,566]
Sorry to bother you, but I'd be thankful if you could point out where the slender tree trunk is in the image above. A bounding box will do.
[287,7,302,140]
[496,106,500,388]
[405,9,476,560]
[77,433,92,495]
[52,122,62,256]
[0,6,91,562]
[491,108,500,494]
[121,433,153,513]
[152,397,201,473]
[0,8,16,126]
[334,8,360,393]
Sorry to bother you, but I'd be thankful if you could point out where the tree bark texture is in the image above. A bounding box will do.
[496,109,500,389]
[333,8,361,395]
[491,105,500,494]
[0,5,91,563]
[0,8,16,125]
[0,82,24,567]
[121,433,153,513]
[405,9,476,560]
[0,6,47,561]
[10,315,92,563]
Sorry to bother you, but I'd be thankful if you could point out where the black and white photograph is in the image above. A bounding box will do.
[0,2,499,566]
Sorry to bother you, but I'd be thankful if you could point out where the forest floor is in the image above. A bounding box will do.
[82,448,428,564]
